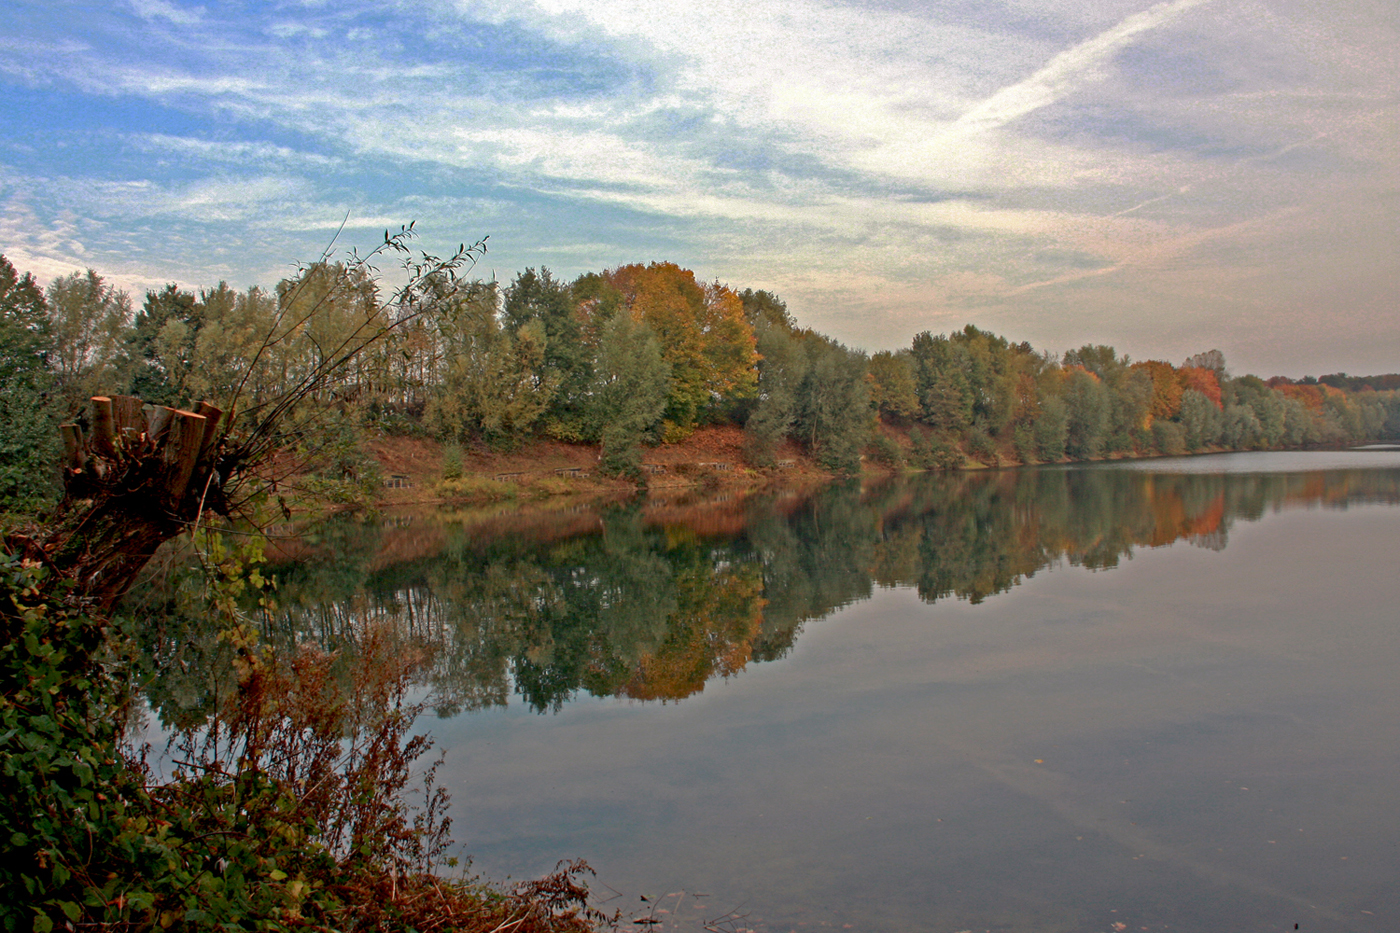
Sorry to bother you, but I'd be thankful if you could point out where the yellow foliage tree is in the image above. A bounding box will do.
[602,262,757,434]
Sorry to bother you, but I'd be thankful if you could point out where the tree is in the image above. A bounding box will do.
[743,320,805,466]
[792,335,868,473]
[1178,366,1223,410]
[44,269,131,413]
[0,255,60,510]
[738,288,795,332]
[602,263,757,435]
[124,284,200,405]
[1134,360,1183,424]
[587,313,670,476]
[1034,396,1069,461]
[867,350,920,421]
[1062,367,1110,459]
[428,281,558,445]
[1179,388,1223,450]
[1183,349,1227,376]
[503,267,589,426]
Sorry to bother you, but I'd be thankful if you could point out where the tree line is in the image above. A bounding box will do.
[4,250,1399,512]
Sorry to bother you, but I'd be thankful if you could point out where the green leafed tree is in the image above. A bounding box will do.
[1179,388,1224,450]
[793,335,869,473]
[428,282,558,446]
[587,312,671,476]
[743,320,806,466]
[867,350,920,422]
[44,269,131,413]
[123,284,201,406]
[503,267,590,427]
[0,255,61,511]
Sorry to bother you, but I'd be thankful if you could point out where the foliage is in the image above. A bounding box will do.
[793,334,869,473]
[909,428,963,472]
[966,426,998,466]
[743,320,804,467]
[2,243,1396,515]
[44,268,131,413]
[1180,388,1224,450]
[867,350,920,422]
[442,442,464,480]
[0,546,607,933]
[587,313,670,478]
[867,433,904,467]
[0,255,61,512]
[1012,422,1037,464]
[1034,396,1069,462]
[602,262,757,432]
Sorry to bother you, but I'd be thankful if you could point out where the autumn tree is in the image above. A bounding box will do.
[602,262,757,435]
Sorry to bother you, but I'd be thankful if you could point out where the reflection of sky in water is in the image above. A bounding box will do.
[433,488,1400,931]
[1083,448,1400,474]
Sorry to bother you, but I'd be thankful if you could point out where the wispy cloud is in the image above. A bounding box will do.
[949,0,1215,137]
[128,0,204,27]
[0,0,1395,374]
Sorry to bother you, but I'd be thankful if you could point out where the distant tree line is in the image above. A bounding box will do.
[3,251,1398,512]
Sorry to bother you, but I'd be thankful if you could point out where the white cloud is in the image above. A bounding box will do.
[949,0,1214,136]
[128,0,203,26]
[1,0,1395,373]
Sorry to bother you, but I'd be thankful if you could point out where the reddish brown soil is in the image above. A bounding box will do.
[364,426,830,504]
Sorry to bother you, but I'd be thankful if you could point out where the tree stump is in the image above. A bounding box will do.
[29,394,230,612]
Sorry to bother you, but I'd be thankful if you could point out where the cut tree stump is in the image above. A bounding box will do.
[24,394,232,612]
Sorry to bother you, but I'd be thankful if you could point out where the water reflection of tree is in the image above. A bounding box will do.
[132,467,1400,721]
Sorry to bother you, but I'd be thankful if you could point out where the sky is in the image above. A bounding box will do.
[1,0,1395,377]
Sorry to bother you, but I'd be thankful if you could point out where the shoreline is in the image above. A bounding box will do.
[359,430,1390,514]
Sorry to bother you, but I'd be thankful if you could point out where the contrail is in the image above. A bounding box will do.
[950,0,1215,136]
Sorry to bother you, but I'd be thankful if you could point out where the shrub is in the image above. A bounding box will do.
[910,428,963,471]
[442,442,465,480]
[867,434,903,467]
[967,427,998,466]
[1153,419,1187,456]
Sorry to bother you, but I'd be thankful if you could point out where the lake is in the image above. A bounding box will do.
[139,450,1400,932]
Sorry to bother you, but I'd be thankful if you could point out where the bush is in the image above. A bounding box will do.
[867,434,903,467]
[967,427,998,466]
[1152,419,1187,456]
[910,428,963,471]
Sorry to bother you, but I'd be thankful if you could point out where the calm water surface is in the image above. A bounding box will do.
[145,451,1400,932]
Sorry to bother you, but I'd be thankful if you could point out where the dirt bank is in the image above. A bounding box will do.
[365,426,834,507]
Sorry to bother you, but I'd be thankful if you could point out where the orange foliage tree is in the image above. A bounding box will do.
[1177,366,1222,409]
[1133,360,1184,423]
[602,262,757,434]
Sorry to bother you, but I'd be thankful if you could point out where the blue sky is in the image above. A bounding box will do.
[1,0,1395,376]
